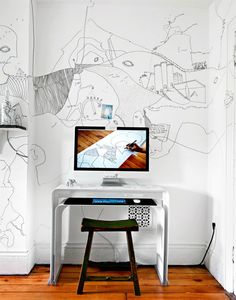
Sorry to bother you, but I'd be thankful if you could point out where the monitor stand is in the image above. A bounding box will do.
[101,175,125,186]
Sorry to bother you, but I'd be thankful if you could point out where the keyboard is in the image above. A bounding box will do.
[64,198,156,206]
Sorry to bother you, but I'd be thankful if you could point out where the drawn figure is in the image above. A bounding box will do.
[0,160,11,187]
[0,26,17,84]
[0,26,27,127]
[0,160,25,247]
[29,144,46,185]
[0,25,28,248]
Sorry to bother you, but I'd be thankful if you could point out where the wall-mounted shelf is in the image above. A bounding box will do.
[0,125,27,152]
[0,125,26,131]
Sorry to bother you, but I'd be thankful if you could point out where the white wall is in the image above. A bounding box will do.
[33,0,210,265]
[1,0,235,292]
[4,0,234,286]
[0,0,34,273]
[207,0,236,291]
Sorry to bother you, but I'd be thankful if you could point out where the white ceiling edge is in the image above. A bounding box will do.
[36,0,215,9]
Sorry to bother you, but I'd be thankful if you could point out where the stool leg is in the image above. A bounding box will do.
[126,231,141,296]
[77,231,94,294]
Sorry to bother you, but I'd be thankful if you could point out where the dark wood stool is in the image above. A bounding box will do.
[77,218,141,296]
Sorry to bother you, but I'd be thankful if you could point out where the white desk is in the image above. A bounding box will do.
[49,181,169,285]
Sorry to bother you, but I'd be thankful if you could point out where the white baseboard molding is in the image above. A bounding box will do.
[35,242,206,265]
[168,243,206,265]
[0,247,35,275]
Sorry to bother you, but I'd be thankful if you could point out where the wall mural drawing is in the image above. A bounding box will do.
[0,137,27,248]
[0,22,28,248]
[33,4,212,161]
[0,25,27,128]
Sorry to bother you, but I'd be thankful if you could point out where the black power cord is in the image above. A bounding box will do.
[199,222,216,265]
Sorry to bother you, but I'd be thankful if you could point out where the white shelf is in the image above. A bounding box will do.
[0,125,26,131]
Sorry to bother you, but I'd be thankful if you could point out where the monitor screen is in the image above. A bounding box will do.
[74,126,149,171]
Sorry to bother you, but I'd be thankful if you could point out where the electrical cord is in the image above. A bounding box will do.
[199,222,216,265]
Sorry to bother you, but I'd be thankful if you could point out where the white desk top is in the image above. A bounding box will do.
[54,179,167,194]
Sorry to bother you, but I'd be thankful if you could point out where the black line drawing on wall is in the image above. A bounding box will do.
[0,25,28,100]
[224,89,234,107]
[33,4,210,159]
[0,20,29,248]
[0,134,27,247]
[34,69,75,115]
[0,25,28,128]
[213,0,234,70]
[0,25,18,85]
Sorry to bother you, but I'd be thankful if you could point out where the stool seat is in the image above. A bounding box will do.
[81,218,139,232]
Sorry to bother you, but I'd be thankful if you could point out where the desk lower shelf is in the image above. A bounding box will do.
[64,197,157,206]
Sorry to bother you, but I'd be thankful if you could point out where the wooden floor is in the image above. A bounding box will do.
[77,130,112,153]
[0,265,229,300]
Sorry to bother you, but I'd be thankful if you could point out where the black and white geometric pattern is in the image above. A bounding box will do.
[128,206,151,227]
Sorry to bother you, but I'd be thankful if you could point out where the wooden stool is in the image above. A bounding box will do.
[77,218,141,296]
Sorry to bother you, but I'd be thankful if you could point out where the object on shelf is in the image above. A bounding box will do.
[0,91,26,130]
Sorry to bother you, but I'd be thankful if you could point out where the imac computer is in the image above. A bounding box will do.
[74,126,149,185]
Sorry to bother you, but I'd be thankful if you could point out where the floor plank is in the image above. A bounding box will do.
[127,292,229,299]
[0,265,228,299]
[0,292,126,300]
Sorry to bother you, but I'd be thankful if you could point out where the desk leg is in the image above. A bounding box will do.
[49,192,57,285]
[53,204,67,285]
[49,194,66,285]
[162,191,169,285]
[155,191,169,286]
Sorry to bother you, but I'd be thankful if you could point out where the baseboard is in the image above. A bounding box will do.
[35,242,206,265]
[168,243,206,265]
[63,243,158,265]
[0,246,35,274]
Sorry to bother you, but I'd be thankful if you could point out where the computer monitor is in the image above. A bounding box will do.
[74,126,149,172]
